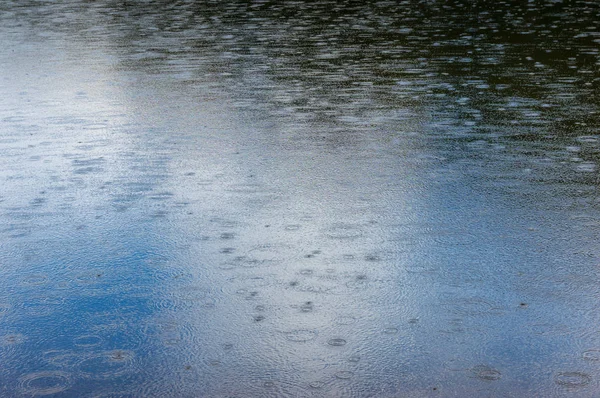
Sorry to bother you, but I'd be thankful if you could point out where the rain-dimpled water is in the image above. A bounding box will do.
[1,1,600,396]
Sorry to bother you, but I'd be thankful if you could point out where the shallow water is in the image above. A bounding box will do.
[1,1,599,396]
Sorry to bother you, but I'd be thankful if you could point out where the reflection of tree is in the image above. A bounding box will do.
[70,0,599,137]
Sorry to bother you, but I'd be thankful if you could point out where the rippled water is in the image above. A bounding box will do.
[1,1,599,396]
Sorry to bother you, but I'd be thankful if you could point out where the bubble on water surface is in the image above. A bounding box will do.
[554,372,591,388]
[19,371,71,396]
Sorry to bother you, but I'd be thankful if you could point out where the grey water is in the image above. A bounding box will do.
[0,0,599,396]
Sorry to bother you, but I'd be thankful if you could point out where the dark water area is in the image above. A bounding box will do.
[0,0,599,396]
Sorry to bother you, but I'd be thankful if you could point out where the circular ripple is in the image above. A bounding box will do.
[222,275,273,297]
[74,271,107,284]
[78,350,137,379]
[345,279,369,290]
[470,365,501,381]
[554,372,591,388]
[1,333,26,346]
[335,371,354,379]
[284,329,318,342]
[42,350,86,369]
[309,380,325,389]
[443,297,502,317]
[22,296,65,316]
[142,319,195,348]
[19,371,71,396]
[324,223,364,239]
[74,335,103,348]
[328,338,347,347]
[583,350,600,361]
[176,286,217,308]
[334,316,357,325]
[22,274,49,285]
[291,358,329,372]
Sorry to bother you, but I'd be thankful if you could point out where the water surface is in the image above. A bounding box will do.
[1,1,600,396]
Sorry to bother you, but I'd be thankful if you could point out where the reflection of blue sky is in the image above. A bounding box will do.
[0,14,188,395]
